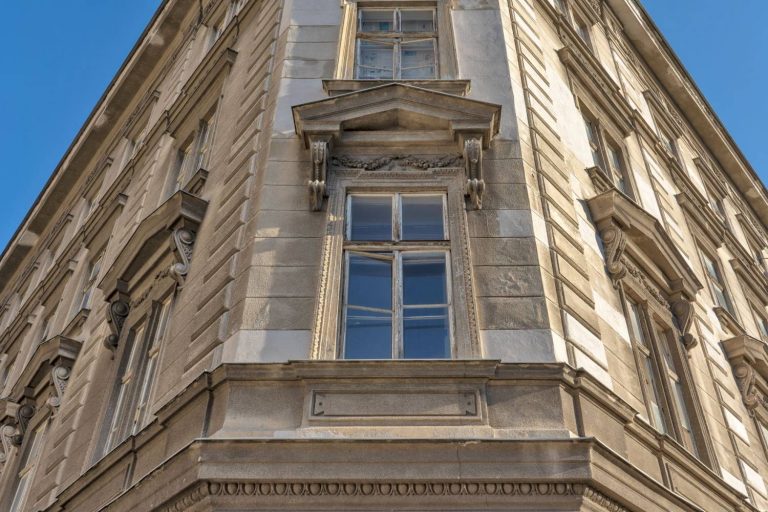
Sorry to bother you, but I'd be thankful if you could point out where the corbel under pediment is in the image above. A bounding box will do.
[98,191,208,351]
[588,189,703,349]
[292,83,501,211]
[722,334,768,414]
[7,335,82,411]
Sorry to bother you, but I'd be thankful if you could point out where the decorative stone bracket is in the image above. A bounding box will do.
[105,292,130,353]
[0,402,36,462]
[722,334,768,415]
[463,136,484,210]
[308,137,331,212]
[588,190,703,350]
[169,227,198,287]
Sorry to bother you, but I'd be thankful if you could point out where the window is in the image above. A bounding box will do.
[625,297,701,455]
[102,294,174,455]
[659,126,678,161]
[574,15,592,50]
[8,422,46,512]
[355,8,437,79]
[39,314,53,344]
[582,114,633,198]
[753,308,768,341]
[167,117,212,197]
[342,193,451,359]
[76,255,102,313]
[553,0,569,16]
[703,183,728,226]
[701,250,735,316]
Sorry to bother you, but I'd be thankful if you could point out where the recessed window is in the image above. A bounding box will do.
[574,16,592,50]
[701,250,735,316]
[102,294,175,455]
[8,422,46,512]
[582,113,633,198]
[342,194,451,359]
[355,8,437,79]
[167,116,213,197]
[76,255,102,314]
[625,298,702,455]
[753,308,768,341]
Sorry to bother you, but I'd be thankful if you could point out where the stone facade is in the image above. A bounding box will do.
[0,0,767,510]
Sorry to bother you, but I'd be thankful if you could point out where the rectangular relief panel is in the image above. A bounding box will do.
[304,384,486,426]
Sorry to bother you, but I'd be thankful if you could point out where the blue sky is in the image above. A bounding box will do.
[0,1,765,250]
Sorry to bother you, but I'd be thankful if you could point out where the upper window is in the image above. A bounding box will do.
[167,116,213,198]
[701,250,735,317]
[342,193,451,359]
[74,254,102,315]
[355,8,437,79]
[582,113,633,198]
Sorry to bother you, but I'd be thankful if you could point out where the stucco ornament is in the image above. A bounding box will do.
[104,295,130,352]
[309,140,329,211]
[464,137,485,210]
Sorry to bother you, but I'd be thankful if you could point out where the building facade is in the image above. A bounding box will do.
[0,0,767,510]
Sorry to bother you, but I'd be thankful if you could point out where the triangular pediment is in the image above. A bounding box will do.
[292,83,500,148]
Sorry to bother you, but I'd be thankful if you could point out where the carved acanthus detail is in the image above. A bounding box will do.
[47,365,72,409]
[623,258,669,310]
[11,404,35,446]
[670,295,697,350]
[599,223,627,286]
[104,296,130,352]
[0,424,16,463]
[331,154,463,171]
[464,137,484,210]
[169,228,196,287]
[309,140,329,211]
[733,362,765,412]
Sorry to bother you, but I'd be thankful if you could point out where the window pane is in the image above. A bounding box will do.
[347,254,392,310]
[403,253,448,305]
[400,10,434,32]
[642,355,667,434]
[360,9,395,32]
[349,196,393,240]
[403,307,450,359]
[401,195,445,240]
[357,40,395,79]
[344,309,392,359]
[400,39,436,79]
[626,301,647,346]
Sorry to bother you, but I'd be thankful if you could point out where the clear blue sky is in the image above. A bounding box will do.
[0,1,765,250]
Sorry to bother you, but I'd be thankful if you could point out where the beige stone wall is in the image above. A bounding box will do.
[0,0,766,510]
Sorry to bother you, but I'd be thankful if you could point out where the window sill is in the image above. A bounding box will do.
[322,79,470,97]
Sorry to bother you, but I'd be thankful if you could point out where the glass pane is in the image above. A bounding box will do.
[643,355,667,434]
[400,39,436,79]
[400,10,434,32]
[360,9,395,32]
[347,254,392,310]
[349,195,393,240]
[626,301,647,346]
[403,253,448,306]
[344,308,392,359]
[401,195,445,240]
[403,307,450,359]
[357,40,394,79]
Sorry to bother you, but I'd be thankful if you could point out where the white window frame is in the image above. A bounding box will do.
[335,0,457,80]
[311,169,480,360]
[341,193,453,359]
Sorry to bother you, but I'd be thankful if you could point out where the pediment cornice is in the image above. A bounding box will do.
[588,189,703,348]
[292,83,501,211]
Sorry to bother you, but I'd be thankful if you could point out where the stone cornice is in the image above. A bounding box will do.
[605,0,768,232]
[555,18,634,136]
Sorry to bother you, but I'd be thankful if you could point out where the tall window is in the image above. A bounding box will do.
[77,255,102,313]
[355,8,437,79]
[8,422,46,512]
[701,250,734,316]
[342,193,451,359]
[168,118,212,197]
[582,114,633,198]
[625,298,701,455]
[753,307,768,341]
[102,295,174,454]
[574,15,592,50]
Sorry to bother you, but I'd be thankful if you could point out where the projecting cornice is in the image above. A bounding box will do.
[605,0,768,231]
[292,83,501,210]
[722,334,768,417]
